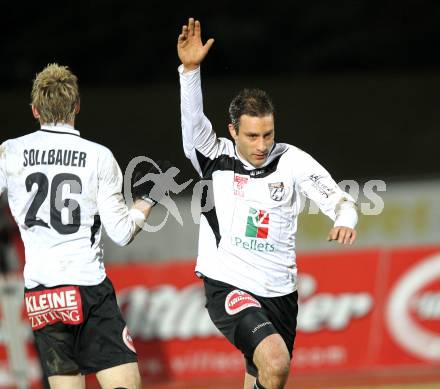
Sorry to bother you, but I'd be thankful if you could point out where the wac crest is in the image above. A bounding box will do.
[268,182,285,201]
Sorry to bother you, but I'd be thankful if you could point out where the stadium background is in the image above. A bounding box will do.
[0,1,439,388]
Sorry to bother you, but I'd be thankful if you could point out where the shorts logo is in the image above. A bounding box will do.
[252,321,271,333]
[122,326,137,353]
[246,208,269,239]
[268,182,285,201]
[24,286,83,330]
[225,290,261,315]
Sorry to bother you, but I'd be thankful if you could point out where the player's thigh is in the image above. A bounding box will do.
[33,323,80,377]
[238,290,297,380]
[77,278,138,375]
[48,373,85,389]
[264,291,298,359]
[204,277,279,376]
[25,285,82,377]
[253,333,290,374]
[204,277,274,346]
[96,362,141,389]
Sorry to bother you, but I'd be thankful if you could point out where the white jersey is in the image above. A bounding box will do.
[0,124,144,288]
[179,65,358,297]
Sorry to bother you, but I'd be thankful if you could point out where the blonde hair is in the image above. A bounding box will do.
[31,63,79,124]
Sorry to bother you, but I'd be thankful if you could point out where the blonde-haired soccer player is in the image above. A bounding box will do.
[0,63,160,389]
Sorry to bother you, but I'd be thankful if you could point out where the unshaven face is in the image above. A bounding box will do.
[229,114,275,168]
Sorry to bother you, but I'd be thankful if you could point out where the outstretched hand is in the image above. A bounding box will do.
[327,226,357,245]
[177,18,214,72]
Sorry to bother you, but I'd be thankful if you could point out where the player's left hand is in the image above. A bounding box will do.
[177,18,214,72]
[327,227,356,245]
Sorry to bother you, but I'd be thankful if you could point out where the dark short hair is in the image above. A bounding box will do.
[228,88,274,132]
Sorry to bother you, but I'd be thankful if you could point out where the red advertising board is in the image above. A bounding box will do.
[0,246,439,386]
[106,247,440,380]
[107,262,245,380]
[375,246,440,367]
[293,249,381,372]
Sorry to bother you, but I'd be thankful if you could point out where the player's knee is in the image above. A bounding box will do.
[258,353,290,388]
[266,354,289,376]
[272,354,290,378]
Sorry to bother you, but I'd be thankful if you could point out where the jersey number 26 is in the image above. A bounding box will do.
[25,172,82,235]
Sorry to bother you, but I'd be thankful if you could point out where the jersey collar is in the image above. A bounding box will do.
[40,123,80,136]
[234,143,287,170]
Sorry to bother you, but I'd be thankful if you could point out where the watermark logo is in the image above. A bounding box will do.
[122,156,387,232]
[22,155,386,235]
[124,156,192,231]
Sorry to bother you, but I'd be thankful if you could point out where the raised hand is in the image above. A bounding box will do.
[177,18,214,72]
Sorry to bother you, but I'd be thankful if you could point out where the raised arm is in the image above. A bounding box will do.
[177,18,232,177]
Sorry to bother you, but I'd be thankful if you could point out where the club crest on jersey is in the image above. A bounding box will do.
[268,182,285,201]
[225,290,261,315]
[234,175,249,197]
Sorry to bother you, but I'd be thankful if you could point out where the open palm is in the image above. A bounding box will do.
[177,18,214,71]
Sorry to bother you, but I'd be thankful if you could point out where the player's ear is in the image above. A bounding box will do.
[74,102,80,114]
[228,123,238,141]
[31,105,40,120]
